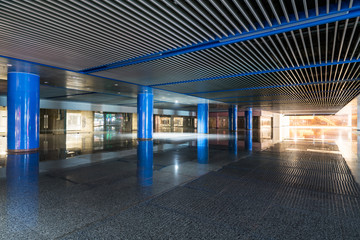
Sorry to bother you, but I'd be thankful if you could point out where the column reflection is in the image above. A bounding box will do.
[137,140,153,187]
[6,152,39,228]
[197,136,209,164]
[228,132,238,157]
[245,130,253,151]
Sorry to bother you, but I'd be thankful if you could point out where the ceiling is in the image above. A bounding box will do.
[1,0,360,114]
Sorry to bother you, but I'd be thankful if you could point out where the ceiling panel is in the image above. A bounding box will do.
[156,63,360,95]
[0,0,359,114]
[93,18,360,86]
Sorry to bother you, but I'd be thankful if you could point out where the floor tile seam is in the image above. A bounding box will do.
[42,158,139,177]
[43,148,138,164]
[155,169,214,179]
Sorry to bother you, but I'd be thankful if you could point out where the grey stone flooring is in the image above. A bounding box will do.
[1,139,360,239]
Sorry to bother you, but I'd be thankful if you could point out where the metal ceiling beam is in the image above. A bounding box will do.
[212,87,360,100]
[189,78,360,95]
[82,5,360,74]
[225,96,356,104]
[150,59,360,87]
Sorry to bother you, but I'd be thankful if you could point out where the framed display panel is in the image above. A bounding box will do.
[67,113,82,131]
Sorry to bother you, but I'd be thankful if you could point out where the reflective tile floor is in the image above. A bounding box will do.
[1,129,360,239]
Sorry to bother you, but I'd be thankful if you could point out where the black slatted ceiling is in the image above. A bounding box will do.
[0,0,359,114]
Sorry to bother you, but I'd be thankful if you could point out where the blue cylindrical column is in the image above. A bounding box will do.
[197,103,209,134]
[6,152,39,227]
[137,140,153,187]
[228,105,238,132]
[197,136,209,164]
[245,107,253,130]
[7,72,40,152]
[137,87,153,140]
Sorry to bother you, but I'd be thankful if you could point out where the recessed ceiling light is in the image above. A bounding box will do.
[175,100,178,103]
[44,81,48,84]
[117,92,121,94]
[114,83,118,86]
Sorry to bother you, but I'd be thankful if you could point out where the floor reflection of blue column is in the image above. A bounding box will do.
[6,152,39,227]
[137,140,153,187]
[228,132,238,156]
[197,136,209,164]
[245,130,253,151]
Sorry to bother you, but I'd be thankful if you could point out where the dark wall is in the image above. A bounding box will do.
[40,109,66,134]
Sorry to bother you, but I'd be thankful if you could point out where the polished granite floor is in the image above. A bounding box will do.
[1,130,360,239]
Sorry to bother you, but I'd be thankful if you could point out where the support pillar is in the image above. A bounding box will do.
[7,72,40,153]
[137,87,153,140]
[228,105,238,132]
[245,107,253,130]
[197,103,209,134]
